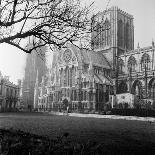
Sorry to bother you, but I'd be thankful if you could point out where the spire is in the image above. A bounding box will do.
[137,42,140,49]
[152,39,154,47]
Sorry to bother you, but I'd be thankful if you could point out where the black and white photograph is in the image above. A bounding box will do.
[0,0,155,154]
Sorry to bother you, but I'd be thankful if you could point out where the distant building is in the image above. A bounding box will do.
[22,46,47,110]
[0,72,20,112]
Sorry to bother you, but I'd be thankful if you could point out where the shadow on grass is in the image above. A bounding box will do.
[0,128,155,155]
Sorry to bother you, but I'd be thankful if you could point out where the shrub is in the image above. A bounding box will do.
[111,108,155,117]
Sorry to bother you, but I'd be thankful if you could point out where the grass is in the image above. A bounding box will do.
[0,112,155,154]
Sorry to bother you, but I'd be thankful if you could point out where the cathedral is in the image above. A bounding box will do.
[34,6,155,112]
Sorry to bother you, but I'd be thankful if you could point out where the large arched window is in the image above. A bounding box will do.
[131,80,143,98]
[101,23,105,47]
[72,66,75,86]
[60,68,63,87]
[125,22,130,49]
[118,19,123,47]
[96,22,100,48]
[127,56,137,72]
[105,18,111,46]
[140,53,150,71]
[148,78,155,102]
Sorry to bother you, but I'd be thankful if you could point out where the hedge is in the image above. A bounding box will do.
[111,108,155,117]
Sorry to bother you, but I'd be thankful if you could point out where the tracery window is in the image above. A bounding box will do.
[96,23,100,48]
[105,18,111,46]
[127,56,137,72]
[140,53,150,71]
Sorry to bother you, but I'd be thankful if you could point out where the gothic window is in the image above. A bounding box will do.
[67,68,70,87]
[118,20,123,47]
[117,81,128,94]
[60,69,63,87]
[105,18,110,46]
[70,68,72,87]
[6,88,9,96]
[127,56,137,72]
[96,23,100,48]
[64,68,67,87]
[74,90,77,101]
[81,91,83,101]
[140,53,150,71]
[125,23,130,49]
[101,24,105,47]
[118,58,124,73]
[131,80,142,98]
[149,79,155,102]
[72,66,76,86]
[63,49,72,64]
[99,24,102,48]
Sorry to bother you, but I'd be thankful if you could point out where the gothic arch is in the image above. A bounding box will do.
[140,53,151,70]
[141,53,150,62]
[118,19,123,47]
[117,80,128,94]
[127,55,137,72]
[105,18,110,26]
[148,78,155,102]
[131,80,143,98]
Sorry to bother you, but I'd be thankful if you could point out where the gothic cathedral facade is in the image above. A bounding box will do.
[35,6,155,111]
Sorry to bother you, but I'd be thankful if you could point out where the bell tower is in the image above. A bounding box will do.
[91,6,134,68]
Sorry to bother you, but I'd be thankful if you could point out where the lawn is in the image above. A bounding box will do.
[0,112,155,154]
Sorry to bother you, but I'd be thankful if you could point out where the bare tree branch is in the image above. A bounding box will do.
[0,0,93,54]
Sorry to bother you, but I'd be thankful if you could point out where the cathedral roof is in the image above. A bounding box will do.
[95,73,113,85]
[81,49,111,69]
[52,44,111,70]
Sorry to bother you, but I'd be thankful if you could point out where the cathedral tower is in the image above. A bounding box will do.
[91,6,134,68]
[22,46,47,109]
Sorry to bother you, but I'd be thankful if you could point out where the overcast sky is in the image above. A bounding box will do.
[0,0,155,84]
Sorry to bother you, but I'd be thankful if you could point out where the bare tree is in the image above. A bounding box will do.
[0,0,93,53]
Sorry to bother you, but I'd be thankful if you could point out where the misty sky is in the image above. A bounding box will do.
[0,0,155,84]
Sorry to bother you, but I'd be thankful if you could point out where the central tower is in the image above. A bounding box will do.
[91,6,134,68]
